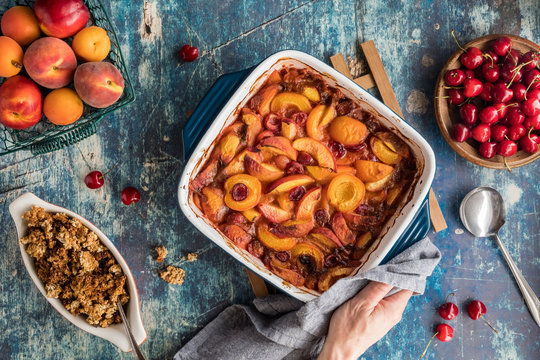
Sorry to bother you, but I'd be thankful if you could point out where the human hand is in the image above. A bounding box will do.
[318,281,413,360]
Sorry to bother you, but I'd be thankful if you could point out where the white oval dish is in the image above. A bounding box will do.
[178,50,436,302]
[9,192,147,352]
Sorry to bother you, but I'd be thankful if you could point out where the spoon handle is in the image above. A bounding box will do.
[494,234,540,328]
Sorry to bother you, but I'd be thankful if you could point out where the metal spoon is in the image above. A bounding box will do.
[117,301,147,360]
[460,186,540,328]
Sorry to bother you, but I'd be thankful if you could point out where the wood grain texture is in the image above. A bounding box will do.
[0,1,539,359]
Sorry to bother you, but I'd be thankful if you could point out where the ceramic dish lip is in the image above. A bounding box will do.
[178,49,436,302]
[8,192,147,352]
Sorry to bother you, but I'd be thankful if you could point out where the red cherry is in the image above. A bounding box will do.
[511,83,527,102]
[507,107,526,126]
[492,37,512,56]
[445,69,465,86]
[481,62,499,83]
[463,69,475,79]
[479,106,499,124]
[493,103,509,119]
[485,50,499,64]
[85,171,104,189]
[492,82,513,103]
[528,89,540,101]
[501,63,522,83]
[448,89,466,105]
[453,123,471,142]
[505,49,521,66]
[121,186,141,205]
[467,300,498,333]
[459,103,478,125]
[463,78,483,97]
[460,47,484,69]
[480,82,495,102]
[288,186,306,201]
[520,136,539,153]
[438,292,459,320]
[471,124,491,142]
[522,97,540,117]
[508,124,526,141]
[523,69,540,90]
[491,124,508,142]
[231,183,249,201]
[530,133,540,144]
[479,142,497,159]
[524,114,540,130]
[328,141,346,159]
[521,51,539,70]
[180,44,199,62]
[497,140,518,157]
[420,324,453,358]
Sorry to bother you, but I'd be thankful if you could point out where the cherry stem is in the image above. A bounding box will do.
[443,292,456,306]
[420,332,439,359]
[435,96,449,99]
[529,127,534,138]
[481,315,498,333]
[458,97,472,107]
[444,86,463,90]
[187,27,192,47]
[507,60,534,89]
[132,202,145,219]
[503,157,512,173]
[524,78,537,100]
[99,161,120,179]
[483,53,494,68]
[450,29,466,52]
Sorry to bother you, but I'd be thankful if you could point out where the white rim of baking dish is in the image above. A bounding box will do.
[9,192,147,352]
[178,50,436,302]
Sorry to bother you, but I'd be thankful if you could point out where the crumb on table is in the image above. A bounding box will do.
[187,252,198,262]
[154,245,168,263]
[159,265,186,286]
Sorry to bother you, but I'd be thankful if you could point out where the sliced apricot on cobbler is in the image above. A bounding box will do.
[267,70,282,85]
[318,266,356,292]
[291,242,324,271]
[258,84,280,116]
[305,166,335,183]
[370,137,400,165]
[328,116,368,146]
[296,186,321,220]
[355,231,372,249]
[354,160,394,183]
[342,211,385,232]
[270,92,312,114]
[272,218,314,237]
[258,136,297,161]
[266,174,315,195]
[330,211,355,245]
[281,120,298,141]
[271,264,305,286]
[336,151,359,166]
[292,137,337,171]
[242,110,263,148]
[244,154,284,182]
[277,192,296,212]
[242,208,261,222]
[386,185,403,206]
[306,104,336,141]
[374,131,410,158]
[218,132,241,164]
[220,224,252,250]
[257,222,296,251]
[224,174,262,211]
[257,202,292,223]
[302,86,321,102]
[201,186,229,223]
[364,173,392,192]
[310,227,342,248]
[221,149,263,178]
[337,165,356,176]
[327,174,365,213]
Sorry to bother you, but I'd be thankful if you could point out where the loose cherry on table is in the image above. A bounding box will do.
[179,28,198,62]
[420,324,454,358]
[438,292,459,320]
[84,163,118,189]
[121,186,145,219]
[466,300,498,333]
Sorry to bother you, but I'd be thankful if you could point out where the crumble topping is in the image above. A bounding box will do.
[187,252,198,262]
[159,265,186,285]
[154,245,168,263]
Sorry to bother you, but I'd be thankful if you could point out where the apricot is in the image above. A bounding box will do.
[365,173,392,192]
[272,219,314,237]
[271,265,305,286]
[355,160,394,183]
[270,92,312,114]
[242,110,263,147]
[329,116,368,146]
[306,104,335,141]
[281,120,298,141]
[221,224,252,250]
[266,174,315,195]
[258,84,279,116]
[302,86,320,102]
[291,242,324,271]
[244,154,284,182]
[1,6,41,46]
[330,211,355,245]
[292,137,337,171]
[257,223,296,251]
[43,88,84,125]
[0,36,23,78]
[318,266,356,292]
[218,132,241,164]
[305,166,335,184]
[267,70,282,84]
[296,186,321,219]
[224,174,262,211]
[327,174,365,213]
[355,232,372,249]
[258,136,297,160]
[257,202,292,223]
[386,186,402,206]
[277,192,295,212]
[370,137,400,165]
[242,208,261,222]
[220,149,262,178]
[201,186,229,223]
[310,227,342,248]
[374,131,410,158]
[72,26,111,62]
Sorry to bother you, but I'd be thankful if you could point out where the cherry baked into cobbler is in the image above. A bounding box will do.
[189,67,417,293]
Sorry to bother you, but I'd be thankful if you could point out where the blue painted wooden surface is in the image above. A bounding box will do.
[1,1,539,359]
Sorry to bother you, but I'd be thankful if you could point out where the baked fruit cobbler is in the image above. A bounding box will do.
[189,67,417,293]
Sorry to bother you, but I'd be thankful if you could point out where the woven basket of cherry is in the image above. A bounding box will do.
[435,33,540,170]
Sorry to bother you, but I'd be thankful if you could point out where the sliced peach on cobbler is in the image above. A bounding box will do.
[296,186,321,220]
[292,137,337,171]
[257,222,296,251]
[386,185,403,205]
[318,266,356,292]
[277,192,295,212]
[266,174,315,195]
[374,131,410,158]
[302,86,321,102]
[221,149,262,178]
[355,231,372,249]
[242,110,263,148]
[271,218,314,237]
[220,224,252,250]
[343,212,385,232]
[336,151,359,166]
[224,174,262,211]
[328,116,368,146]
[337,165,356,176]
[354,160,394,183]
[291,242,324,271]
[281,120,298,141]
[364,173,392,192]
[310,227,342,248]
[306,104,336,141]
[270,92,312,114]
[218,132,241,164]
[257,202,292,223]
[201,186,229,223]
[242,208,261,222]
[258,84,280,116]
[370,137,400,165]
[258,136,298,161]
[305,166,335,183]
[271,264,305,286]
[267,70,282,85]
[244,154,284,182]
[327,174,365,213]
[330,211,355,245]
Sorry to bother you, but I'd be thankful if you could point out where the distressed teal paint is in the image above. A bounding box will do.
[0,0,539,359]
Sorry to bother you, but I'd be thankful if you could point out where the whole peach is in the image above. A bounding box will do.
[23,37,77,89]
[34,0,89,39]
[1,6,41,46]
[74,62,124,108]
[0,75,43,129]
[72,26,111,62]
[0,36,24,78]
[44,88,83,125]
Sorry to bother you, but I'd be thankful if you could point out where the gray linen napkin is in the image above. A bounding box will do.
[174,237,441,360]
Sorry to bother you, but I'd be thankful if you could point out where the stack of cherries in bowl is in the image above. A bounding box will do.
[437,33,540,170]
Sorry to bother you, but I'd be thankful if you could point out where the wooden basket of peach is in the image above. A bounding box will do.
[0,0,134,156]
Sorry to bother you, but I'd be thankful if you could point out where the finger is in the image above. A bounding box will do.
[352,281,393,307]
[380,289,413,315]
